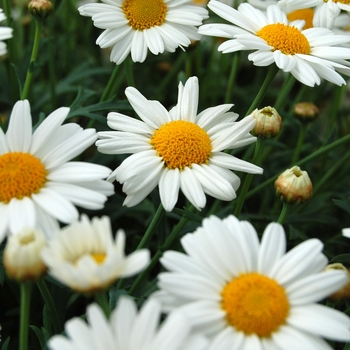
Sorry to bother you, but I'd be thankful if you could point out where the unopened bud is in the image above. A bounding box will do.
[28,0,54,20]
[275,166,313,204]
[293,102,319,122]
[251,106,282,139]
[4,228,47,282]
[325,263,350,300]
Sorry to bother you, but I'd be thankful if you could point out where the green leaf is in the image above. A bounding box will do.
[333,198,350,215]
[330,254,350,265]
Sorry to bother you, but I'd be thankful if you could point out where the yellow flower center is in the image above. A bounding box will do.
[327,0,350,3]
[19,232,36,245]
[287,9,314,29]
[0,152,47,204]
[91,253,106,265]
[150,120,212,170]
[221,272,290,337]
[257,23,310,55]
[123,0,167,30]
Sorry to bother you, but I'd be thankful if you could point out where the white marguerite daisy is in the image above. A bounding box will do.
[78,0,208,64]
[278,0,350,29]
[155,215,350,349]
[96,76,262,212]
[342,228,350,238]
[199,2,350,86]
[41,215,150,293]
[0,100,114,242]
[48,296,208,350]
[0,8,13,56]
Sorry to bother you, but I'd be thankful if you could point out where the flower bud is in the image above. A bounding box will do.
[3,228,47,282]
[28,0,54,20]
[275,166,313,204]
[293,102,319,122]
[325,263,350,300]
[250,106,282,139]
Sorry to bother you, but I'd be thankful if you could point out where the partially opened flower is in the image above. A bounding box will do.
[199,2,350,86]
[48,297,208,350]
[96,76,262,212]
[78,0,208,64]
[0,8,13,56]
[41,215,150,294]
[156,215,350,349]
[0,100,114,242]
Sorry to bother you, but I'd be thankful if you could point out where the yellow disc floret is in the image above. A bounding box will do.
[221,272,290,337]
[91,253,106,265]
[257,23,310,55]
[287,9,314,29]
[123,0,167,30]
[0,152,47,203]
[150,120,212,170]
[331,0,350,4]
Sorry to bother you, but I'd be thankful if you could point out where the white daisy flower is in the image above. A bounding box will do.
[78,0,208,64]
[199,2,350,86]
[155,215,350,349]
[278,0,350,29]
[48,296,208,350]
[342,228,350,238]
[0,8,13,56]
[41,214,150,293]
[0,100,114,241]
[96,76,262,212]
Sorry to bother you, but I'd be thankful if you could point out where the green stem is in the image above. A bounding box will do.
[136,204,165,250]
[291,123,307,165]
[20,282,32,350]
[233,139,263,217]
[277,202,291,225]
[224,53,240,104]
[274,74,295,111]
[36,279,61,334]
[21,19,42,100]
[94,290,110,317]
[128,207,193,295]
[100,64,120,103]
[124,57,135,87]
[246,132,350,199]
[245,64,279,115]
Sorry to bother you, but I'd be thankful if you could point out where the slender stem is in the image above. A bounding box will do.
[274,74,295,111]
[20,282,32,350]
[94,291,110,317]
[136,204,165,250]
[224,53,240,104]
[233,139,263,217]
[124,58,135,87]
[128,207,193,295]
[277,202,291,225]
[291,123,307,165]
[245,64,279,115]
[246,132,350,199]
[36,279,61,334]
[116,204,165,290]
[21,19,42,100]
[100,64,120,102]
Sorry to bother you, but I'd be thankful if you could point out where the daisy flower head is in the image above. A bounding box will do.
[278,0,350,29]
[78,0,208,64]
[41,214,150,294]
[199,2,350,86]
[0,100,114,242]
[96,76,262,212]
[0,8,13,56]
[48,296,208,350]
[156,215,350,349]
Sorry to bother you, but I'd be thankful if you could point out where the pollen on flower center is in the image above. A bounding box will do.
[150,120,212,170]
[257,23,310,55]
[0,152,48,204]
[221,272,290,337]
[91,253,106,265]
[122,0,167,30]
[287,9,314,29]
[329,0,350,4]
